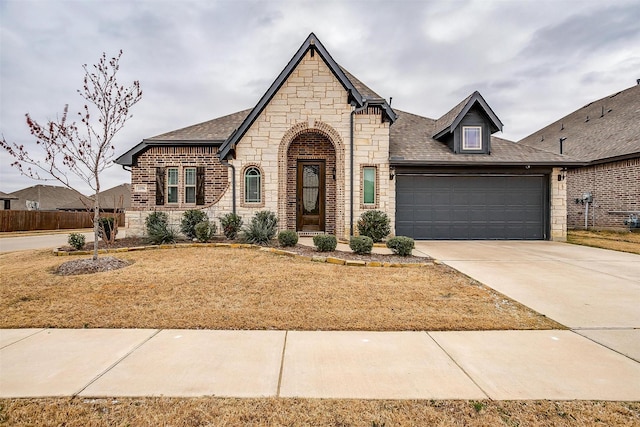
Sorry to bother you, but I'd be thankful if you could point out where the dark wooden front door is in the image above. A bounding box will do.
[297,161,325,231]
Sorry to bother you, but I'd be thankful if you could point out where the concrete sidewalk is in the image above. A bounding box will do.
[2,328,639,400]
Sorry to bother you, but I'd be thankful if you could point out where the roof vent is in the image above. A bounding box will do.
[585,115,590,122]
[637,79,640,85]
[560,123,564,130]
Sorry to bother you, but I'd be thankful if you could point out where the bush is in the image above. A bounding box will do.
[386,236,415,256]
[242,210,278,245]
[97,217,116,241]
[349,235,373,254]
[219,212,243,240]
[145,211,169,230]
[67,233,86,250]
[145,211,176,245]
[194,221,216,242]
[313,234,337,252]
[278,230,298,247]
[357,210,391,243]
[181,210,208,240]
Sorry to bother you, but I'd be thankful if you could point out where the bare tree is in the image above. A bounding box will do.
[1,50,142,259]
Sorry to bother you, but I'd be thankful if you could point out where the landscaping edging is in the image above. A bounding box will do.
[53,243,432,268]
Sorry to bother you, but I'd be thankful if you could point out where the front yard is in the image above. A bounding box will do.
[0,246,560,331]
[568,229,640,254]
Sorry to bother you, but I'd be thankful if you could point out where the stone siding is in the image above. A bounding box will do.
[550,167,567,241]
[567,158,640,230]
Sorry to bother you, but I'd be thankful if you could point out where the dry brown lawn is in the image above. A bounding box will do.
[2,398,639,426]
[0,246,561,331]
[568,229,640,254]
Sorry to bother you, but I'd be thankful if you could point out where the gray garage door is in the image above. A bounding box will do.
[396,174,547,239]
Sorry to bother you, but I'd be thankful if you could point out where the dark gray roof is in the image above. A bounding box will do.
[147,109,252,142]
[519,84,640,163]
[115,110,251,166]
[218,32,396,159]
[8,185,91,210]
[433,91,503,139]
[390,110,580,166]
[340,67,383,100]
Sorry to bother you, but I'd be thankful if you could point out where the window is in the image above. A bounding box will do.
[363,166,376,205]
[245,167,261,203]
[184,167,196,204]
[462,126,482,150]
[167,168,178,203]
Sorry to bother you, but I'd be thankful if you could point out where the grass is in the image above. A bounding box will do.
[567,229,640,255]
[0,246,561,330]
[1,398,639,426]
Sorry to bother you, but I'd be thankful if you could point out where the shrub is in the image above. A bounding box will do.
[278,230,298,247]
[145,211,169,230]
[181,209,208,240]
[194,221,216,242]
[67,233,86,250]
[145,211,176,245]
[242,210,278,245]
[386,236,415,256]
[97,217,116,241]
[219,212,243,240]
[313,234,337,252]
[349,235,373,255]
[357,210,391,243]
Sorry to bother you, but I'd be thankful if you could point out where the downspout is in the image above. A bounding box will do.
[350,100,369,236]
[220,159,236,214]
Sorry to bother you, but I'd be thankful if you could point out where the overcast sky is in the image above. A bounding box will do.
[1,0,638,194]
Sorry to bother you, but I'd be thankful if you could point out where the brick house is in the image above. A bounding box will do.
[116,33,574,240]
[519,83,640,230]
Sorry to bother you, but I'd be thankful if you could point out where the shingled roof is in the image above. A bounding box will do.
[390,110,579,166]
[433,91,503,139]
[8,185,91,211]
[115,110,251,166]
[518,83,640,163]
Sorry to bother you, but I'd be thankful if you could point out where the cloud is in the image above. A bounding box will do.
[1,0,638,193]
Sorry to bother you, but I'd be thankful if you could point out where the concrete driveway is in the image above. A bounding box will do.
[414,240,640,361]
[0,229,125,252]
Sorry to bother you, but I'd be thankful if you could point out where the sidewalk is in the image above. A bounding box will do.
[2,328,639,400]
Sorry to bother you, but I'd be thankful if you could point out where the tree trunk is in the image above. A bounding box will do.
[93,187,99,260]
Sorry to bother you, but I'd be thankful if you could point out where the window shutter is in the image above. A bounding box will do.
[155,167,165,205]
[196,166,205,205]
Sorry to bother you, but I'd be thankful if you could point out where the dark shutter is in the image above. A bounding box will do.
[155,167,165,205]
[196,166,205,205]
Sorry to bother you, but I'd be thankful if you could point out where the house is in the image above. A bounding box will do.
[0,191,18,210]
[519,83,640,230]
[116,33,574,240]
[93,183,131,212]
[7,185,91,211]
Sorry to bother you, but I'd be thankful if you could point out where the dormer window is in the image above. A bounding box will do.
[462,126,482,150]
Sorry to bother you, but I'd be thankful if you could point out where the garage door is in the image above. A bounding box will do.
[396,175,547,239]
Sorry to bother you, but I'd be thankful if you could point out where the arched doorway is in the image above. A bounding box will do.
[286,131,337,233]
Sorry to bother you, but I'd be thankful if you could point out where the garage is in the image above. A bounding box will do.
[395,174,548,240]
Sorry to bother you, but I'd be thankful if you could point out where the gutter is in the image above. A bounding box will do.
[220,159,236,214]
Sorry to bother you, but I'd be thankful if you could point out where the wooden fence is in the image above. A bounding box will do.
[0,211,125,232]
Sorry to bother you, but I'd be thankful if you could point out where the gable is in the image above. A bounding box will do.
[218,33,395,159]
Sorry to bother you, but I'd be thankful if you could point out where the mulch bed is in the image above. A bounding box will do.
[58,236,429,267]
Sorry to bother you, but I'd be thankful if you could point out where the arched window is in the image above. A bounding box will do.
[244,167,261,203]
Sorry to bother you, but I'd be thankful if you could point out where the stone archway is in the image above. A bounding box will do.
[278,121,345,235]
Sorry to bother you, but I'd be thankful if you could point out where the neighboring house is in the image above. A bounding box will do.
[93,183,131,212]
[8,185,91,211]
[519,83,640,230]
[116,33,574,240]
[0,191,18,210]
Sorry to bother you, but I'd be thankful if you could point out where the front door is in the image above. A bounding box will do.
[297,161,325,231]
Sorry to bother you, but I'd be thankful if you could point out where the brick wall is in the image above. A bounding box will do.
[286,131,337,233]
[126,145,229,236]
[567,158,640,230]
